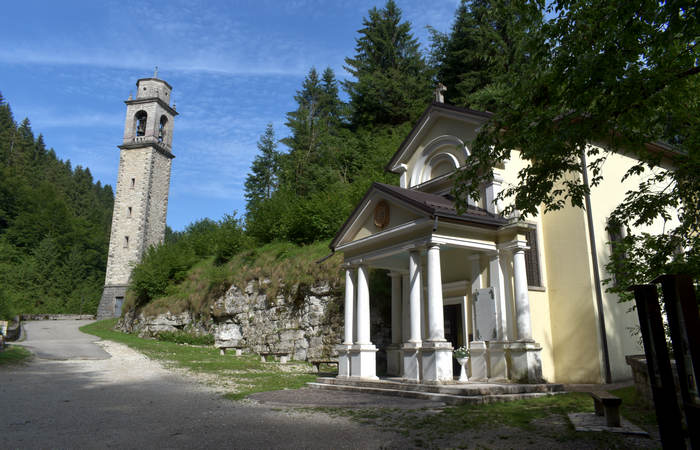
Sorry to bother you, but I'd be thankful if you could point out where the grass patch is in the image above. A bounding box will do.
[612,386,658,429]
[0,345,33,365]
[312,392,656,448]
[155,330,214,346]
[80,319,316,399]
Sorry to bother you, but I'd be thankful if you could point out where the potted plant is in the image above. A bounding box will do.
[454,346,470,382]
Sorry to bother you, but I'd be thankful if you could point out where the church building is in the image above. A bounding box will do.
[331,98,673,384]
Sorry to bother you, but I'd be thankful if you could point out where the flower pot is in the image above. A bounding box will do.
[456,356,469,382]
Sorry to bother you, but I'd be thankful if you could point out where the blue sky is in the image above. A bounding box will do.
[0,0,459,231]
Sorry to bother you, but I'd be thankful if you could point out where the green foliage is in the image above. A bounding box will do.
[446,0,699,286]
[0,92,113,315]
[430,0,544,109]
[0,345,32,365]
[127,214,248,309]
[244,123,279,212]
[344,0,433,127]
[155,330,214,346]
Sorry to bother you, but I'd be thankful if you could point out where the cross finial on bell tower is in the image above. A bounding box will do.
[154,66,159,78]
[434,83,447,103]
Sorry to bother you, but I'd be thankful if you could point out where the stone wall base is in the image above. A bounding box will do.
[97,285,127,319]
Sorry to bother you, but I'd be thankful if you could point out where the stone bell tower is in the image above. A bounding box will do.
[97,72,178,318]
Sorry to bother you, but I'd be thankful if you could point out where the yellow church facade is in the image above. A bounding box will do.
[331,102,673,384]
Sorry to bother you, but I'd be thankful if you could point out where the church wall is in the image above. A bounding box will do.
[541,203,603,383]
[586,148,678,381]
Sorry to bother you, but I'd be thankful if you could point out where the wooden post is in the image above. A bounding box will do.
[630,284,686,449]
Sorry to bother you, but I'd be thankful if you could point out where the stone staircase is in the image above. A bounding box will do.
[307,377,565,406]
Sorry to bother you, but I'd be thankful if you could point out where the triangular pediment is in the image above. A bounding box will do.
[385,103,493,190]
[331,185,429,249]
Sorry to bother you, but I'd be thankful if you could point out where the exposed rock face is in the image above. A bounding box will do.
[118,280,345,361]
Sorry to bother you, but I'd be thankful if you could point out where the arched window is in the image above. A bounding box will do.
[158,115,168,143]
[135,111,148,137]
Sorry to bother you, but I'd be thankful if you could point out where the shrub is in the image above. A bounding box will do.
[155,330,214,346]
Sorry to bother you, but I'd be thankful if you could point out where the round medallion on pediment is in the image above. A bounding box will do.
[374,200,390,229]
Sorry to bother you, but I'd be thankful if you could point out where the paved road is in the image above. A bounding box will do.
[1,320,413,448]
[18,320,111,360]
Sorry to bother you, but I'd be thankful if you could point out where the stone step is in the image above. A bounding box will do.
[306,382,563,406]
[312,377,564,397]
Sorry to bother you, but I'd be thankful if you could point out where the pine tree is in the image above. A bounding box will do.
[244,123,279,211]
[430,0,543,109]
[343,0,433,127]
[281,67,343,196]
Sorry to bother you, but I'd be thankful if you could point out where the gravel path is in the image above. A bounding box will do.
[1,321,411,448]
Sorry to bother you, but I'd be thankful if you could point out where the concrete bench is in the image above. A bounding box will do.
[590,391,622,427]
[260,352,290,363]
[309,360,338,373]
[218,346,244,356]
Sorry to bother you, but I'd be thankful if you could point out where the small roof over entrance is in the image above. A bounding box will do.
[330,182,507,252]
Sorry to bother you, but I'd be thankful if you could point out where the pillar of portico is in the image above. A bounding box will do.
[402,250,422,382]
[504,239,542,382]
[349,264,377,379]
[421,243,453,383]
[487,251,508,380]
[337,266,355,378]
[386,272,403,376]
[468,254,488,381]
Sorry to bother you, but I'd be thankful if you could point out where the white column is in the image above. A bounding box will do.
[470,254,481,339]
[512,245,533,340]
[356,265,370,345]
[343,268,355,345]
[488,252,508,340]
[401,274,410,342]
[408,250,422,343]
[426,244,446,341]
[390,272,402,344]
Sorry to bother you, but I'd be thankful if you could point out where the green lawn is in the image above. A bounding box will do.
[313,387,658,448]
[0,345,32,365]
[80,319,316,399]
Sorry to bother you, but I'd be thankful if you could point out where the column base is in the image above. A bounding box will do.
[401,342,421,382]
[349,344,378,379]
[469,341,488,381]
[386,344,401,376]
[421,340,453,383]
[336,344,352,378]
[506,341,543,383]
[487,341,508,380]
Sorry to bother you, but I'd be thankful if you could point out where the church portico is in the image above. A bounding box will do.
[334,206,543,383]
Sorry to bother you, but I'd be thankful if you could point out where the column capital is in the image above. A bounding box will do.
[388,271,403,278]
[426,242,441,251]
[498,239,529,253]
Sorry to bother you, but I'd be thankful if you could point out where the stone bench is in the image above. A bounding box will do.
[309,360,338,373]
[590,391,622,427]
[260,352,290,363]
[218,346,244,356]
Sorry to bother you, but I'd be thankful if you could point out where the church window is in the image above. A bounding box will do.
[124,236,129,248]
[158,116,168,143]
[524,228,542,287]
[135,110,147,136]
[130,178,135,188]
[127,207,132,217]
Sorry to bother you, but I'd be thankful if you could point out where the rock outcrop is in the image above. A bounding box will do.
[118,280,344,360]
